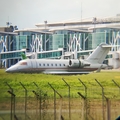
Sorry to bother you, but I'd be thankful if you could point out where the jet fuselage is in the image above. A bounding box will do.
[6,43,111,74]
[6,59,107,74]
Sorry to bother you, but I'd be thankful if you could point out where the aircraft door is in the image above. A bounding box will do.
[31,60,37,68]
[29,60,37,72]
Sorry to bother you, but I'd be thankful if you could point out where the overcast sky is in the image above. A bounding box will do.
[0,0,120,29]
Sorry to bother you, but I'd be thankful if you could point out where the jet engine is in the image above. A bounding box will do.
[68,59,90,68]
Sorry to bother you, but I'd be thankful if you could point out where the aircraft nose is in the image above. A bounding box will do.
[6,68,12,73]
[6,66,17,73]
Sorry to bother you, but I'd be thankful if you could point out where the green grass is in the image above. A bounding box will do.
[1,69,120,120]
[0,69,120,99]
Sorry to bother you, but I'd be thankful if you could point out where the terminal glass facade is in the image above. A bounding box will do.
[16,35,27,50]
[52,34,64,50]
[88,29,117,49]
[0,35,16,52]
[52,31,89,51]
[1,25,120,68]
[92,32,106,49]
[17,32,52,52]
[52,34,66,51]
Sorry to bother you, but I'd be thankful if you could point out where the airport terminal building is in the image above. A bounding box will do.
[1,15,120,68]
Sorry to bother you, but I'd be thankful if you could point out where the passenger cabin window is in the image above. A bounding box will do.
[59,64,61,66]
[43,64,45,66]
[39,64,41,66]
[51,64,53,66]
[47,64,49,66]
[55,64,57,66]
[20,62,27,65]
[63,64,65,66]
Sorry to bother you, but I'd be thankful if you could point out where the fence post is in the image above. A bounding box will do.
[95,79,105,120]
[33,82,42,120]
[77,92,87,120]
[19,82,27,120]
[62,78,71,120]
[48,82,63,120]
[5,82,13,120]
[78,78,89,119]
[104,95,111,120]
[7,90,16,120]
[32,90,40,120]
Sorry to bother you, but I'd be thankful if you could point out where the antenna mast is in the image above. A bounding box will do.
[81,2,82,28]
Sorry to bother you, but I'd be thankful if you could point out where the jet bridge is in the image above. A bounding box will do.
[0,50,26,60]
[0,49,64,68]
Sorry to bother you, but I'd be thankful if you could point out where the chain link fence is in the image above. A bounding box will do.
[0,79,120,120]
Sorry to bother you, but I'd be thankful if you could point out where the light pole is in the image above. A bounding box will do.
[44,20,47,30]
[92,17,97,32]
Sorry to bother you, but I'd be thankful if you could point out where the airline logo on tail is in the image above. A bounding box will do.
[21,52,27,60]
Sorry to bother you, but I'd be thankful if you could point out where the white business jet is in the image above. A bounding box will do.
[6,43,111,74]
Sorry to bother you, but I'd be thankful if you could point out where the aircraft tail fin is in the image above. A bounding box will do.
[86,43,111,64]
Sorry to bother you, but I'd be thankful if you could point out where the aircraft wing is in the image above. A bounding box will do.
[43,71,90,75]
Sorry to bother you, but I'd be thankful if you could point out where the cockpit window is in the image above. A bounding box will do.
[19,62,27,65]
